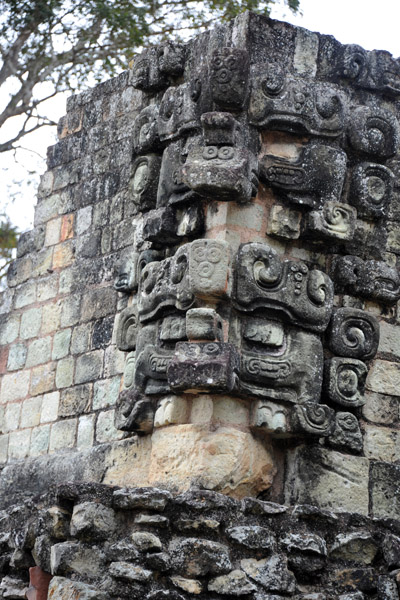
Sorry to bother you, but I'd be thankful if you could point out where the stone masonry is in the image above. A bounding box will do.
[1,10,400,598]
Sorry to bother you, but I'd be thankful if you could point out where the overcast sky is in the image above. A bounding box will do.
[3,0,400,233]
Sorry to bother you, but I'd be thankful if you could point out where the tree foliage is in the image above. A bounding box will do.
[0,0,299,154]
[0,215,18,284]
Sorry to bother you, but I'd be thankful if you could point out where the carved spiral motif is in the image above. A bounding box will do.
[253,256,282,288]
[307,271,327,306]
[303,404,330,428]
[123,354,136,389]
[342,45,367,79]
[324,205,349,233]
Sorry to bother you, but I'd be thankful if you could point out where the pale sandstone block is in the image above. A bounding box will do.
[96,409,123,443]
[20,307,42,339]
[20,396,42,428]
[367,360,400,396]
[0,434,8,463]
[285,447,369,515]
[49,419,77,452]
[4,402,21,432]
[30,363,56,396]
[363,424,400,462]
[77,414,95,450]
[362,391,398,425]
[45,217,62,246]
[41,302,62,335]
[40,391,60,423]
[8,429,31,460]
[25,337,52,367]
[378,321,400,359]
[154,396,188,428]
[190,395,214,424]
[30,424,50,456]
[0,371,30,403]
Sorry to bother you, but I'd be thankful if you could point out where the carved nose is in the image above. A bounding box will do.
[167,341,239,394]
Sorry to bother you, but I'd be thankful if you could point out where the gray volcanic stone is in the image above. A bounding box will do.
[131,532,163,552]
[382,534,400,568]
[113,487,172,511]
[170,538,232,577]
[70,502,116,540]
[208,570,257,595]
[109,561,153,582]
[48,576,110,600]
[241,554,296,593]
[226,526,275,550]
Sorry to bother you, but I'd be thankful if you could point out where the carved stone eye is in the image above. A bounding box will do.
[262,65,284,96]
[307,271,327,306]
[215,68,232,83]
[190,78,202,102]
[203,146,218,160]
[218,147,234,160]
[253,258,282,287]
[172,254,188,284]
[316,93,339,119]
[337,367,359,397]
[204,343,219,355]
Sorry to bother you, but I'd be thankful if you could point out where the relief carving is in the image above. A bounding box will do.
[327,307,379,360]
[260,141,347,208]
[233,243,334,332]
[111,30,397,499]
[333,255,400,305]
[250,73,348,137]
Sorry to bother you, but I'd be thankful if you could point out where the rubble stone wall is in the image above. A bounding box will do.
[1,10,400,598]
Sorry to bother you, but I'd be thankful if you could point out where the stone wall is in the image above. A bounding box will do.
[1,10,400,598]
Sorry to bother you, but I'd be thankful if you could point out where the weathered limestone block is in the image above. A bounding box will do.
[148,424,276,498]
[47,576,109,600]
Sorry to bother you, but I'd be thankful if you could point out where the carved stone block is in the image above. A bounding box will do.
[142,204,203,246]
[158,42,186,76]
[290,402,335,436]
[327,308,379,360]
[116,305,139,351]
[130,155,161,212]
[158,84,202,142]
[115,388,154,433]
[135,344,173,395]
[114,251,139,293]
[341,45,400,96]
[324,357,368,407]
[131,48,168,92]
[328,412,363,453]
[210,48,249,110]
[168,342,240,393]
[250,72,348,137]
[237,317,323,404]
[154,395,188,428]
[267,204,301,240]
[305,202,357,241]
[133,106,161,155]
[251,400,289,434]
[185,308,223,341]
[333,255,400,305]
[157,139,200,207]
[233,243,334,332]
[138,240,230,322]
[260,141,347,208]
[182,113,258,203]
[350,163,394,219]
[348,106,400,158]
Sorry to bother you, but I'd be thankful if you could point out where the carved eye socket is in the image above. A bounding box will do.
[262,65,284,96]
[203,146,218,160]
[253,258,282,287]
[316,93,340,119]
[172,254,188,284]
[204,343,219,355]
[216,68,232,83]
[307,271,327,306]
[218,146,234,160]
[225,56,237,69]
[337,367,359,396]
[213,57,224,69]
[337,413,358,431]
[190,78,202,102]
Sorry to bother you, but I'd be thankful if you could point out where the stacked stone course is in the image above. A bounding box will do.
[1,10,400,598]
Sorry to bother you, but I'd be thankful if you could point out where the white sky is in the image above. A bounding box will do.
[2,0,400,233]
